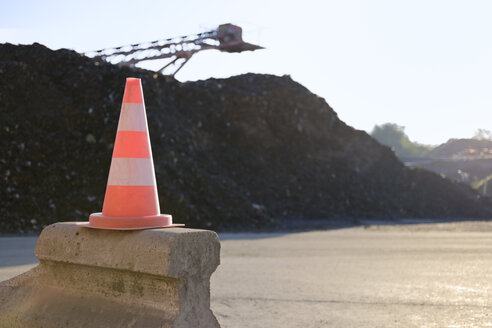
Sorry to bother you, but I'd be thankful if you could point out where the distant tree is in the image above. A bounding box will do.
[371,123,433,159]
[472,128,492,141]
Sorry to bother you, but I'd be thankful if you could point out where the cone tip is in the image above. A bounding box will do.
[122,77,144,104]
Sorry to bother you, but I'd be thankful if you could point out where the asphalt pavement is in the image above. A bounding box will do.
[2,221,492,327]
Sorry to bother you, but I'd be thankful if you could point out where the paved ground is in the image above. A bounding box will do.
[2,221,492,327]
[0,236,37,282]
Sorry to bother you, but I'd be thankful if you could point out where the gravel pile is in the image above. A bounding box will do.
[1,43,491,233]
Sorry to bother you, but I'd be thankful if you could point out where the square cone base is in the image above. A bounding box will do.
[78,213,184,230]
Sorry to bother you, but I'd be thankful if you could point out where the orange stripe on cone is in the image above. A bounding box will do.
[112,131,151,158]
[102,185,159,217]
[84,77,183,230]
[122,77,144,103]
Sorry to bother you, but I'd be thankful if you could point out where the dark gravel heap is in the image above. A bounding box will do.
[1,43,491,233]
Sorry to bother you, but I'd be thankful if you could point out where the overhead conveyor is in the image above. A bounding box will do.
[85,24,264,76]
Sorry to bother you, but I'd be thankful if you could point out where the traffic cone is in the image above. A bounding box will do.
[83,77,183,230]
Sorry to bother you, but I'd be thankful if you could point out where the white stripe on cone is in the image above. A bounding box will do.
[107,158,156,186]
[117,103,149,132]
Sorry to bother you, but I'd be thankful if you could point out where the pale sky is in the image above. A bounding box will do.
[2,0,492,145]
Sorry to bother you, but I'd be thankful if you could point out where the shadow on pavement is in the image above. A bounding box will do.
[219,217,492,240]
[2,218,491,263]
[0,236,38,267]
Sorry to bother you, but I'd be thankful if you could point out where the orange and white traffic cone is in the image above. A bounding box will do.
[84,77,182,230]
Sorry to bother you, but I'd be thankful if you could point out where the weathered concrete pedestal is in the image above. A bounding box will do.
[0,222,221,328]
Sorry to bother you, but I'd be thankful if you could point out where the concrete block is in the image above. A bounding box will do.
[0,222,221,328]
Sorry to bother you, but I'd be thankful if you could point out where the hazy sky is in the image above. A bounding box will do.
[2,0,492,145]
